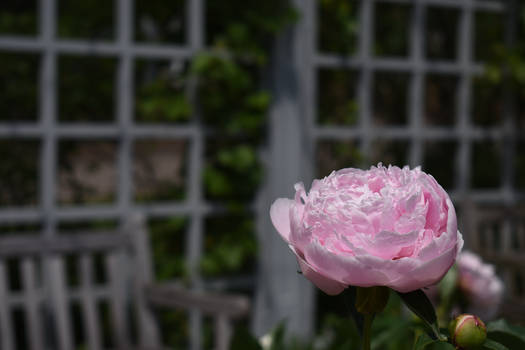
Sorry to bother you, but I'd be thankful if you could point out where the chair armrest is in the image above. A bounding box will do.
[145,283,250,319]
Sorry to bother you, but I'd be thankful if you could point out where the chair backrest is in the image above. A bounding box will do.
[463,202,525,322]
[0,214,161,350]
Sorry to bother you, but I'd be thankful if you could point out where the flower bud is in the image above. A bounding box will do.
[449,314,487,349]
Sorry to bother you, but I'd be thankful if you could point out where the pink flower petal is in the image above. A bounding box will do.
[290,246,346,295]
[270,198,294,242]
[304,241,391,287]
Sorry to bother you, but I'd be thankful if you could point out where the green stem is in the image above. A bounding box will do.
[362,314,373,350]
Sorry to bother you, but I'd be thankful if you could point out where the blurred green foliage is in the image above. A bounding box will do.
[373,71,409,125]
[148,217,188,281]
[204,143,262,203]
[516,141,525,189]
[423,141,457,190]
[318,68,359,125]
[193,0,295,284]
[318,0,358,55]
[236,292,455,350]
[201,214,257,277]
[317,140,362,177]
[480,5,525,189]
[58,55,116,122]
[205,0,297,65]
[134,0,185,43]
[0,52,39,122]
[0,2,37,36]
[424,74,458,126]
[471,141,502,189]
[374,3,410,57]
[0,140,39,206]
[58,0,113,39]
[369,140,409,167]
[193,54,270,134]
[135,60,191,123]
[425,7,459,61]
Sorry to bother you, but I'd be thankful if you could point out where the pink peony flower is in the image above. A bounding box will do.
[457,251,504,320]
[270,164,463,294]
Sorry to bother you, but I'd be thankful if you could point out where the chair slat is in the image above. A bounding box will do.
[47,256,73,350]
[21,258,44,350]
[214,314,232,350]
[80,253,102,350]
[482,224,491,253]
[518,220,525,251]
[0,260,14,350]
[502,219,513,252]
[106,251,130,349]
[500,220,513,291]
[129,215,161,347]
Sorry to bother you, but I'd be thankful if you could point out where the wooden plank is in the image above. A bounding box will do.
[47,256,73,350]
[0,260,14,350]
[106,251,130,349]
[0,233,129,257]
[80,253,102,350]
[21,258,44,350]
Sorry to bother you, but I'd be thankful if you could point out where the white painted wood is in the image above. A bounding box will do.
[0,261,14,350]
[106,251,131,349]
[47,256,73,350]
[128,214,161,347]
[21,258,44,350]
[253,0,316,337]
[146,284,250,318]
[214,314,231,350]
[80,254,102,350]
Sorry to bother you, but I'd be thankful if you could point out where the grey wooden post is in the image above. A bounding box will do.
[253,0,315,338]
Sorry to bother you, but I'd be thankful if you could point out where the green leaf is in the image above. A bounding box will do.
[413,332,438,350]
[487,319,525,350]
[371,318,411,349]
[269,322,286,350]
[230,326,262,350]
[438,266,457,305]
[397,290,444,341]
[481,339,510,350]
[431,343,454,350]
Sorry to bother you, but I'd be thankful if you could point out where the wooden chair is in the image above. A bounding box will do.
[463,202,525,323]
[0,214,250,350]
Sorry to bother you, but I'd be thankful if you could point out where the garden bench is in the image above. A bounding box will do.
[0,214,250,350]
[464,202,525,322]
